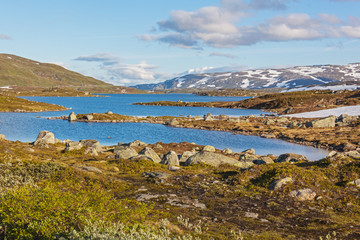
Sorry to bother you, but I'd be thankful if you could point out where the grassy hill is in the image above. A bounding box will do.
[0,54,112,87]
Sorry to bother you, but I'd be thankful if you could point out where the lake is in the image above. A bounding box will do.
[0,94,329,160]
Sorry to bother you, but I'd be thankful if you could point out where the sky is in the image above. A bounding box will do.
[1,0,360,86]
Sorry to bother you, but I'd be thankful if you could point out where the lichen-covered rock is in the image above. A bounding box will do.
[161,151,180,166]
[269,177,293,190]
[0,134,6,140]
[166,118,179,126]
[275,153,308,163]
[306,116,336,128]
[348,179,360,187]
[202,145,216,152]
[179,151,196,162]
[139,147,161,163]
[68,112,77,121]
[114,146,138,159]
[222,148,233,154]
[239,153,258,161]
[129,140,147,148]
[253,156,274,165]
[84,114,94,121]
[80,139,102,152]
[34,130,55,145]
[242,148,255,155]
[290,188,316,201]
[185,151,243,168]
[65,141,83,151]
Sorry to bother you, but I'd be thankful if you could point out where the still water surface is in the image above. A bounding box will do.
[0,94,329,160]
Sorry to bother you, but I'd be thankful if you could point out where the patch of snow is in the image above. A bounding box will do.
[208,85,216,87]
[0,86,12,89]
[290,66,325,75]
[285,105,360,118]
[7,56,12,59]
[283,85,360,92]
[240,79,250,88]
[176,77,185,88]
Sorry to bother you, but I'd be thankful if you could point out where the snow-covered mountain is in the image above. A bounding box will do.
[133,63,360,90]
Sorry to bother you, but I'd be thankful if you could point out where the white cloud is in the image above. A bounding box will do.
[209,52,237,58]
[140,0,360,48]
[74,53,172,85]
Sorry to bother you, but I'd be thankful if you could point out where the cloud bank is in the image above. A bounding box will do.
[139,0,360,49]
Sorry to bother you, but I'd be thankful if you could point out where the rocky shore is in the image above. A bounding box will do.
[51,111,360,152]
[0,131,360,239]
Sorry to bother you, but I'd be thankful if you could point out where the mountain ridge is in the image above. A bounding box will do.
[0,54,112,87]
[133,63,360,91]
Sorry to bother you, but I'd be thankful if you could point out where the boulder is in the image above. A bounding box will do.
[139,147,161,163]
[242,148,255,155]
[34,130,55,145]
[106,111,113,114]
[0,134,5,140]
[222,148,233,154]
[336,114,358,126]
[348,179,360,187]
[168,166,181,171]
[290,188,316,201]
[129,140,147,148]
[69,112,77,121]
[143,171,171,183]
[239,153,258,161]
[275,153,308,163]
[84,114,94,121]
[129,155,153,161]
[65,141,83,151]
[80,140,102,152]
[203,113,213,121]
[166,118,179,126]
[185,151,244,168]
[76,165,102,174]
[114,146,138,159]
[253,156,274,165]
[161,151,180,166]
[179,151,196,162]
[345,150,360,159]
[202,145,216,152]
[269,177,293,190]
[306,116,336,128]
[85,147,98,156]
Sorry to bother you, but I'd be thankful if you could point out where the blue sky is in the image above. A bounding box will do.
[1,0,360,86]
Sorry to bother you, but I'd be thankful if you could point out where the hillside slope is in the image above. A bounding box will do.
[0,54,112,87]
[134,63,360,90]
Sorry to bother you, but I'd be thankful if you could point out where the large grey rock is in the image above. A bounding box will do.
[114,146,138,159]
[202,145,216,152]
[84,114,94,121]
[290,188,316,201]
[253,156,274,165]
[185,151,243,168]
[0,134,5,140]
[336,114,358,126]
[345,150,360,159]
[239,153,258,161]
[161,151,180,166]
[179,151,196,162]
[80,139,102,152]
[69,112,77,121]
[222,148,233,154]
[166,118,179,126]
[203,113,213,121]
[65,141,83,151]
[275,153,308,163]
[34,131,55,145]
[139,147,161,163]
[306,116,336,128]
[129,140,147,148]
[242,148,255,155]
[269,177,293,190]
[348,179,360,187]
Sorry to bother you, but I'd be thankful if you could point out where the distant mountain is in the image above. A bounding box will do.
[133,63,360,91]
[0,54,112,87]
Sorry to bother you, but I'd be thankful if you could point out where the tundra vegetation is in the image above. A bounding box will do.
[0,130,359,239]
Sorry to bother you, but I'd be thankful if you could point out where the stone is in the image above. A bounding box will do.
[34,130,55,145]
[65,141,83,151]
[114,146,138,159]
[166,118,179,126]
[242,148,255,155]
[336,114,358,126]
[269,177,293,190]
[253,156,274,165]
[129,140,147,148]
[0,134,5,140]
[106,111,113,114]
[80,139,102,152]
[185,151,244,168]
[110,166,120,172]
[129,155,153,161]
[143,171,171,183]
[345,150,360,159]
[222,148,233,154]
[239,153,258,161]
[84,114,94,121]
[202,145,216,152]
[327,151,338,158]
[139,147,161,163]
[275,153,308,163]
[245,212,259,219]
[69,112,77,121]
[203,113,213,121]
[348,179,360,187]
[306,116,336,128]
[76,165,103,174]
[290,188,316,201]
[179,151,196,162]
[85,147,98,156]
[161,151,180,166]
[168,165,181,171]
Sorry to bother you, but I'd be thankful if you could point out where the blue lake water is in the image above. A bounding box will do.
[0,94,329,160]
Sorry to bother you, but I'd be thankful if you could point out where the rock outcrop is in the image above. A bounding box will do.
[185,151,242,167]
[33,131,55,146]
[139,147,161,163]
[114,146,138,159]
[306,116,336,128]
[69,112,77,121]
[275,153,308,163]
[161,151,180,166]
[290,188,316,201]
